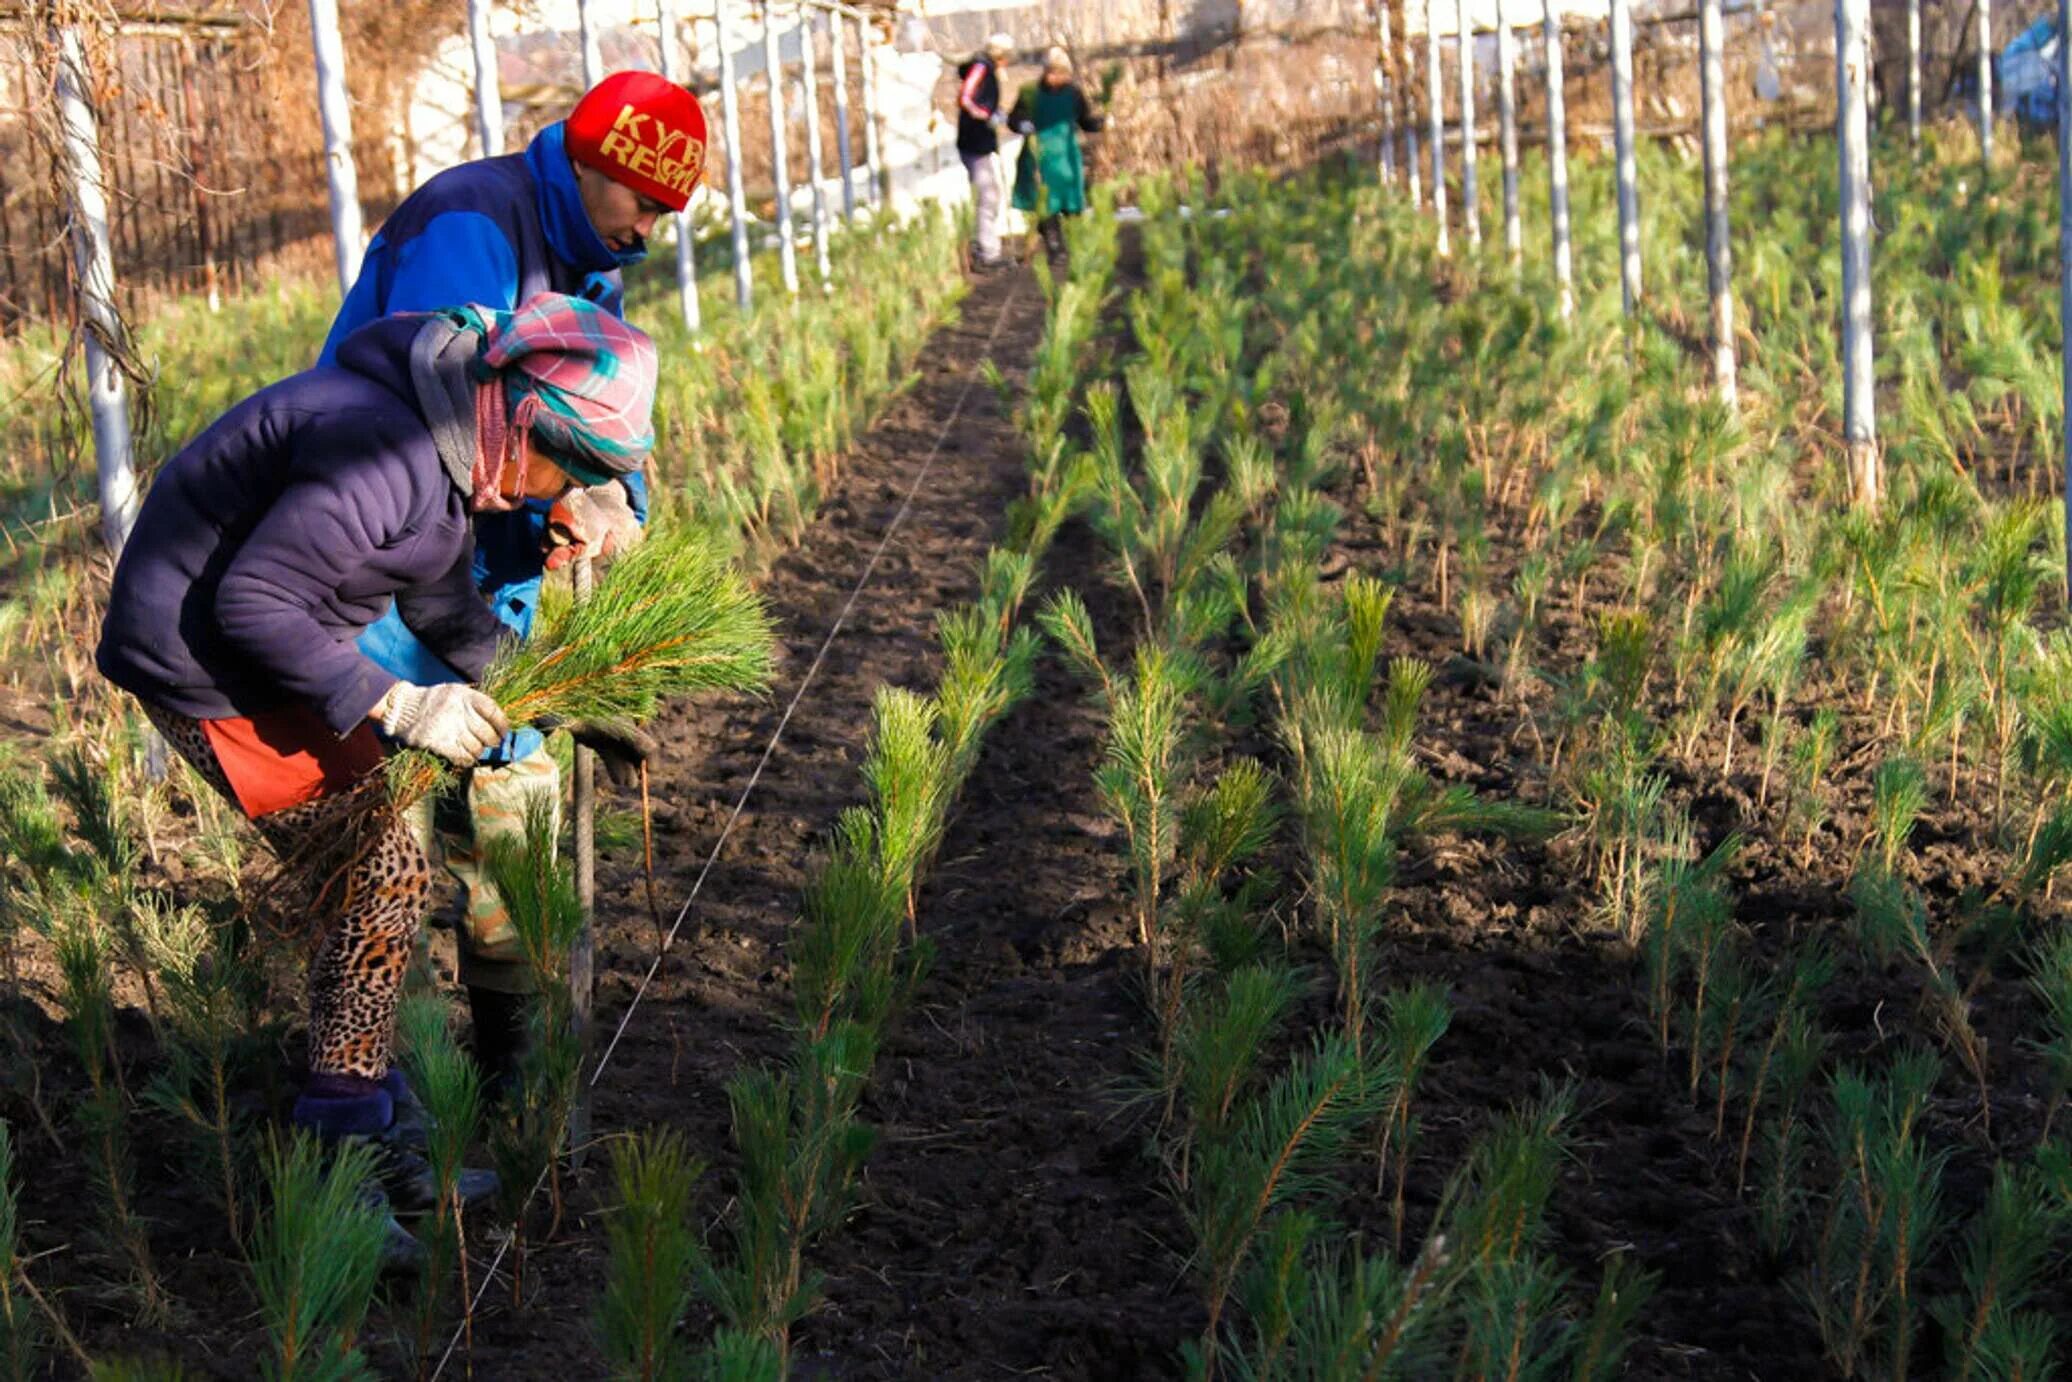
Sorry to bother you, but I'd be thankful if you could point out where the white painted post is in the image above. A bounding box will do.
[762,2,800,295]
[468,0,505,158]
[798,11,832,290]
[658,0,702,334]
[1426,0,1450,253]
[1396,9,1416,197]
[1907,0,1921,147]
[1700,0,1737,403]
[54,27,137,552]
[828,8,858,223]
[580,0,606,88]
[1610,0,1641,316]
[1837,0,1879,507]
[857,12,885,208]
[1378,0,1398,186]
[307,0,365,297]
[1496,1,1520,266]
[1978,0,1994,162]
[1455,0,1480,249]
[2060,0,2071,592]
[717,0,755,311]
[1544,0,1573,318]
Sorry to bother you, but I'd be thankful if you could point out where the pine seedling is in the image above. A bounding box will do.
[1679,883,1742,1100]
[697,1331,783,1382]
[2027,930,2072,1136]
[1460,1255,1571,1382]
[0,1122,43,1381]
[56,907,168,1324]
[1803,1052,1943,1378]
[1755,1009,1829,1260]
[1735,943,1836,1192]
[1175,963,1302,1149]
[1095,646,1195,954]
[1374,984,1452,1252]
[49,747,138,888]
[1188,1033,1390,1357]
[860,687,952,915]
[1578,736,1671,947]
[483,802,585,1260]
[1867,755,1931,876]
[1642,823,1737,1053]
[701,1025,877,1362]
[596,1128,705,1382]
[1569,1255,1659,1382]
[1789,708,1841,861]
[398,993,485,1363]
[1301,728,1398,1051]
[140,896,266,1245]
[1212,1210,1318,1379]
[1036,588,1113,699]
[1160,761,1282,1091]
[1445,1081,1578,1277]
[975,549,1037,636]
[1214,1229,1451,1382]
[0,760,84,913]
[790,811,907,1040]
[1851,866,1992,1125]
[251,1130,387,1382]
[1698,942,1755,1128]
[1380,657,1434,758]
[1931,1159,2067,1381]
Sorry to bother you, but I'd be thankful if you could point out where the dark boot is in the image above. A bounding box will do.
[1040,215,1067,262]
[468,984,535,1104]
[372,1068,500,1214]
[291,1072,426,1274]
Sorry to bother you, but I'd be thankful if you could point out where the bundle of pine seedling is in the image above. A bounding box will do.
[389,525,776,807]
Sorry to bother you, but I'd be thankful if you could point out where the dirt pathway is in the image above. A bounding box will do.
[455,262,1184,1378]
[793,512,1197,1378]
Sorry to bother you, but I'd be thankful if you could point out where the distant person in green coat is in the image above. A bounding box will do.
[1010,46,1106,260]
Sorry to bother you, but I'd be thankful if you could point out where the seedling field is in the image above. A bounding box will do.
[11,94,2072,1376]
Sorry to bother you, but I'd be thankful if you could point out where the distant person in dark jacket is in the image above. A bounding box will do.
[319,72,705,1066]
[1012,47,1106,260]
[97,293,657,1255]
[955,33,1015,268]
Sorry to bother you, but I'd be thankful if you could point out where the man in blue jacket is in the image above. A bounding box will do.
[326,70,708,1082]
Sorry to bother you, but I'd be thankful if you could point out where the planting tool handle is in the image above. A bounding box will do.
[569,553,597,1169]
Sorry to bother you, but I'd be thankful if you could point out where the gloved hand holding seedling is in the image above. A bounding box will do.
[388,524,775,806]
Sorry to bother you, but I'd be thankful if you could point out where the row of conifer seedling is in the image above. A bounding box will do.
[1031,174,1661,1376]
[588,219,1123,1375]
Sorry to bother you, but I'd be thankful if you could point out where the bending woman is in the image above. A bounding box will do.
[1010,46,1106,259]
[97,293,656,1210]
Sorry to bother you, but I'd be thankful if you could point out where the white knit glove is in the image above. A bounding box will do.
[379,683,510,765]
[543,483,645,571]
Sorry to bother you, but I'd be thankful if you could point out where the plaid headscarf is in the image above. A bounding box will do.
[451,294,656,506]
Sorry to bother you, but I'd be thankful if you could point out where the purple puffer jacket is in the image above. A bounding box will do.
[97,314,508,737]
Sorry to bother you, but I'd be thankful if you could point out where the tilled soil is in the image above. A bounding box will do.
[17,244,2070,1381]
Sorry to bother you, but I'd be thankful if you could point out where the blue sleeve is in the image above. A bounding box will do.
[582,270,625,317]
[621,470,649,524]
[384,211,522,316]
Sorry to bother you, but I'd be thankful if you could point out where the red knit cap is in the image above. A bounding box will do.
[565,71,708,212]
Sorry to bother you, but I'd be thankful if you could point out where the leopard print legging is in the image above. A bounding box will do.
[144,706,430,1079]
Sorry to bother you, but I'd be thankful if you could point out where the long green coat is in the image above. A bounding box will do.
[1010,80,1104,216]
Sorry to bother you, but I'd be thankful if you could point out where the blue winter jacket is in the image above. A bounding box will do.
[97,315,507,736]
[322,122,650,759]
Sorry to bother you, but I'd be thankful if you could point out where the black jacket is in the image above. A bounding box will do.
[955,56,1003,156]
